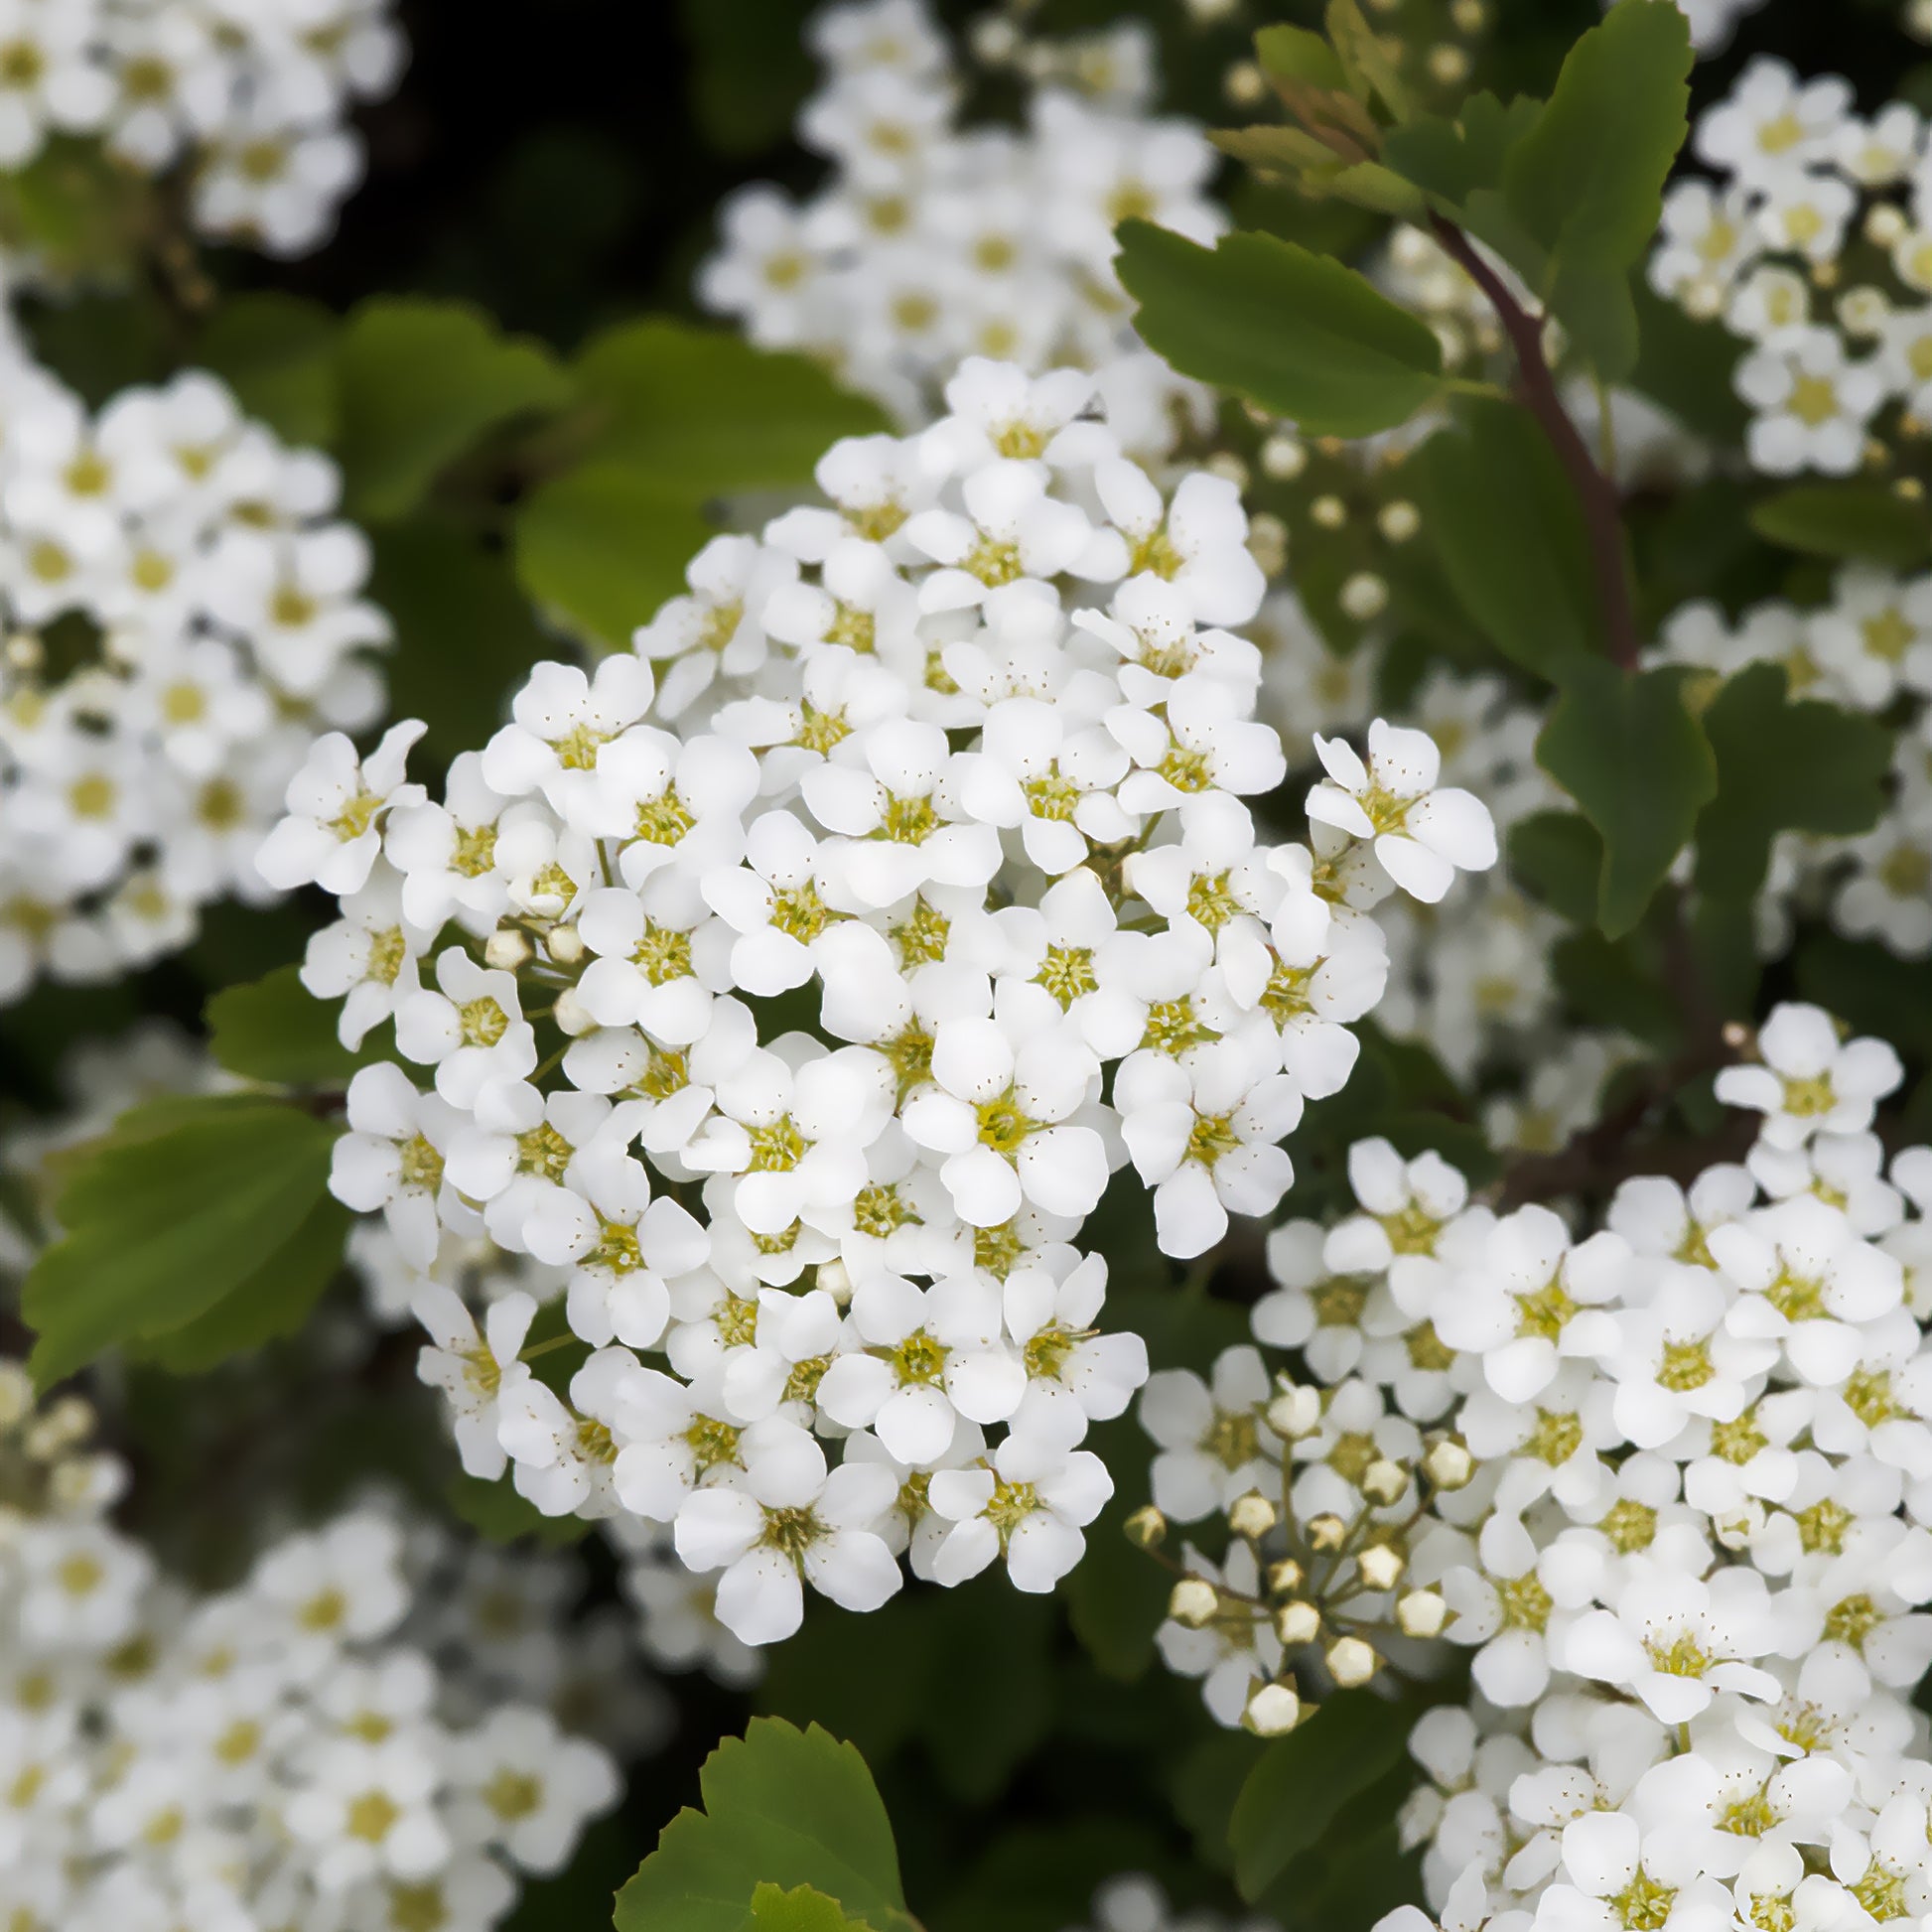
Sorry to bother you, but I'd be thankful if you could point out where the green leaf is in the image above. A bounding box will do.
[1627,282,1747,444]
[616,1719,915,1932]
[1537,661,1717,938]
[196,294,340,447]
[1253,23,1349,92]
[1326,0,1413,122]
[22,1097,344,1388]
[741,1883,872,1932]
[206,964,379,1087]
[514,462,712,652]
[366,518,547,760]
[1507,811,1605,925]
[1551,930,1680,1048]
[1694,663,1892,897]
[1795,930,1932,1049]
[574,320,890,499]
[1749,483,1932,568]
[1407,397,1602,678]
[446,1472,592,1548]
[336,299,573,521]
[1227,1690,1415,1902]
[679,0,816,154]
[1114,221,1445,437]
[1500,0,1693,377]
[1382,92,1543,206]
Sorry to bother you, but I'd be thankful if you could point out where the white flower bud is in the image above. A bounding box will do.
[1326,1636,1378,1688]
[1276,1599,1321,1645]
[484,928,531,971]
[1357,1544,1404,1592]
[1424,1439,1474,1491]
[1339,574,1389,622]
[1378,499,1420,543]
[546,924,586,966]
[1397,1588,1448,1638]
[1261,434,1308,480]
[1267,1383,1321,1440]
[1361,1457,1407,1504]
[552,986,596,1035]
[1228,1491,1278,1540]
[1307,1513,1348,1553]
[1169,1578,1219,1629]
[1244,1682,1302,1735]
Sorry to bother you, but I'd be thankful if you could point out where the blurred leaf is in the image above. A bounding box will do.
[575,320,890,497]
[1538,661,1716,937]
[1382,92,1542,205]
[197,293,340,447]
[447,1471,592,1547]
[515,461,711,650]
[1627,283,1747,443]
[616,1719,915,1932]
[680,0,816,154]
[0,136,147,281]
[20,287,168,405]
[1408,396,1602,678]
[1169,1729,1264,1872]
[367,518,547,759]
[1507,811,1605,925]
[1254,23,1350,92]
[336,298,573,520]
[1551,930,1679,1048]
[927,1817,1203,1932]
[1115,221,1445,437]
[1227,1690,1414,1901]
[1694,663,1891,898]
[1749,483,1932,568]
[206,964,379,1087]
[1795,931,1932,1049]
[23,1096,344,1388]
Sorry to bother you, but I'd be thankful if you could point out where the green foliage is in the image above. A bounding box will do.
[336,298,573,520]
[616,1719,917,1932]
[205,965,377,1087]
[196,294,341,447]
[1749,483,1932,567]
[1507,811,1606,926]
[1407,396,1602,677]
[446,1472,593,1548]
[678,0,817,154]
[1114,221,1445,437]
[743,1883,874,1932]
[516,462,713,651]
[1537,662,1718,938]
[1694,664,1892,897]
[22,1096,346,1388]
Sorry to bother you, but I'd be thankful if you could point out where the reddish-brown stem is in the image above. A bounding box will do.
[1428,214,1642,673]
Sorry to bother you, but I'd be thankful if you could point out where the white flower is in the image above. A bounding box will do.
[925,1433,1111,1589]
[254,721,425,896]
[412,1285,536,1480]
[1139,1346,1275,1522]
[1715,1003,1903,1149]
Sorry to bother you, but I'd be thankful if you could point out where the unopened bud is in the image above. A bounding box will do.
[1357,1544,1405,1592]
[551,986,596,1036]
[814,1258,852,1305]
[1244,1682,1302,1735]
[1362,1457,1408,1504]
[1311,493,1347,530]
[1276,1599,1322,1646]
[1339,573,1389,622]
[1125,1504,1168,1551]
[1377,499,1421,544]
[968,16,1020,62]
[1327,1636,1379,1688]
[1449,0,1485,29]
[1247,511,1288,579]
[484,928,531,971]
[1397,1588,1448,1638]
[0,1363,31,1429]
[1267,1383,1321,1440]
[1228,1491,1277,1540]
[546,923,586,966]
[1261,434,1308,481]
[1307,1512,1348,1552]
[1427,42,1470,85]
[3,629,42,672]
[1867,204,1909,247]
[1169,1578,1219,1629]
[1423,1438,1473,1491]
[1266,1558,1305,1595]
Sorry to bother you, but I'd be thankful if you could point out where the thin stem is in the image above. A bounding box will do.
[1428,215,1641,673]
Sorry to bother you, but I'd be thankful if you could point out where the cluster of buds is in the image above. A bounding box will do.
[0,1360,119,1534]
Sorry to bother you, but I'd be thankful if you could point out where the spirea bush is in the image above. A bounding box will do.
[5,2,1932,1930]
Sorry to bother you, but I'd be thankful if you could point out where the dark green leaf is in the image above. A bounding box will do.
[679,0,816,154]
[1407,396,1602,677]
[1227,1690,1415,1901]
[1695,662,1892,897]
[1551,930,1680,1048]
[1507,811,1605,925]
[1627,282,1748,444]
[196,294,340,447]
[1796,931,1932,1050]
[1115,221,1445,437]
[447,1472,592,1548]
[1538,661,1717,937]
[336,299,573,520]
[1749,483,1932,567]
[206,964,380,1087]
[574,320,889,499]
[1382,92,1543,206]
[515,462,712,652]
[367,518,547,759]
[616,1720,914,1932]
[23,1098,343,1388]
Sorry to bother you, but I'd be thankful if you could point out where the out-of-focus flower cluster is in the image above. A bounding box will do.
[0,1363,621,1932]
[0,0,404,258]
[1127,998,1932,1932]
[1059,1873,1279,1932]
[0,347,390,1004]
[697,0,1222,442]
[261,355,1497,1652]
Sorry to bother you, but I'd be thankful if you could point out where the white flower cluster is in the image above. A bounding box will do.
[697,0,1223,435]
[1661,582,1932,960]
[267,355,1499,1651]
[1652,55,1932,477]
[0,351,390,1004]
[1131,999,1932,1932]
[1059,1873,1278,1932]
[0,0,404,258]
[0,1365,619,1932]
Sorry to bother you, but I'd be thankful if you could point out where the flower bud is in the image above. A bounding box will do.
[1267,1383,1321,1440]
[1311,494,1347,530]
[1378,499,1420,544]
[1397,1588,1448,1638]
[1261,434,1307,481]
[1339,573,1389,622]
[1228,1491,1277,1540]
[546,923,586,966]
[1169,1578,1219,1629]
[1125,1505,1168,1551]
[1357,1544,1404,1592]
[1423,1438,1473,1491]
[1307,1513,1348,1553]
[1206,453,1250,491]
[552,987,596,1036]
[1243,1682,1302,1735]
[1266,1558,1305,1595]
[1326,1636,1379,1689]
[484,928,531,971]
[1362,1458,1407,1505]
[1276,1599,1321,1646]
